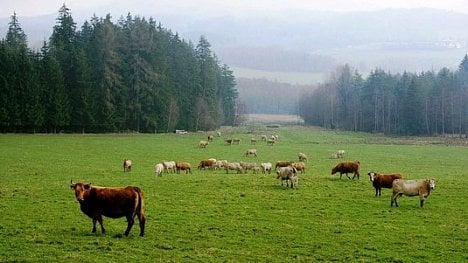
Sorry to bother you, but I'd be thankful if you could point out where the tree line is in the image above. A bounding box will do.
[299,57,468,137]
[0,5,238,133]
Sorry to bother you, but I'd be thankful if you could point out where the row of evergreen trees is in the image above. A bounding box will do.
[0,5,238,133]
[299,57,468,136]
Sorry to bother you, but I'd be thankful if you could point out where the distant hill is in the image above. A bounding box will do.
[1,8,467,79]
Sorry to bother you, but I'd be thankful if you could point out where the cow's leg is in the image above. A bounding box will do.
[137,213,146,237]
[345,173,351,179]
[92,219,97,233]
[125,215,135,236]
[391,192,398,207]
[419,193,425,207]
[375,188,378,196]
[94,215,105,234]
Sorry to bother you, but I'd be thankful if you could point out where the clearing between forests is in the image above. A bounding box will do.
[0,126,467,262]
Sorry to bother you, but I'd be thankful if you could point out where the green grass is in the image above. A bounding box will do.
[0,127,467,262]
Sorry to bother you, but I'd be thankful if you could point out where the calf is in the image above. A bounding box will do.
[368,171,403,196]
[70,181,145,236]
[391,179,436,208]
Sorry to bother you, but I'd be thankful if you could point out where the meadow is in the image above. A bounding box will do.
[0,126,467,262]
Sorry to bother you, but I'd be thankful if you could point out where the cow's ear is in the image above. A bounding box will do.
[70,184,75,189]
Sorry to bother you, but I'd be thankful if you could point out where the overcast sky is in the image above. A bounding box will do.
[1,0,468,18]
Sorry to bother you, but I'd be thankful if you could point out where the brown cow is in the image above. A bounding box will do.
[291,162,306,173]
[331,161,360,179]
[225,138,233,145]
[275,161,292,169]
[70,182,145,236]
[123,159,132,172]
[368,171,403,196]
[198,159,215,170]
[176,162,192,174]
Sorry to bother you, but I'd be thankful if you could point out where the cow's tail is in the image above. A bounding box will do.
[133,187,146,236]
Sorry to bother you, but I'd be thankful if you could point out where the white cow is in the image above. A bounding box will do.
[276,166,298,189]
[155,163,164,177]
[391,179,436,207]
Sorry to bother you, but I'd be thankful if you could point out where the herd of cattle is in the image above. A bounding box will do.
[70,133,436,237]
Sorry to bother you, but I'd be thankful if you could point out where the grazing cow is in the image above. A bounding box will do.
[70,181,146,236]
[240,162,259,173]
[336,150,345,158]
[261,135,267,141]
[216,131,222,137]
[123,159,132,172]
[331,161,360,179]
[298,152,308,162]
[291,162,306,173]
[225,138,233,145]
[276,166,298,189]
[368,171,403,196]
[261,162,272,174]
[244,149,257,157]
[198,140,209,148]
[233,138,241,144]
[250,138,257,144]
[176,162,192,174]
[225,162,244,174]
[267,138,276,146]
[162,161,176,173]
[207,135,214,142]
[391,179,436,207]
[275,161,292,169]
[198,159,215,170]
[155,163,164,177]
[213,160,228,170]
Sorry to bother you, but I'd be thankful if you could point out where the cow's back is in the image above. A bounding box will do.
[393,179,423,196]
[84,187,140,218]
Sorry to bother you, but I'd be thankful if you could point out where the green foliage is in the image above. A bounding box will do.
[0,128,466,262]
[300,57,468,137]
[0,5,238,133]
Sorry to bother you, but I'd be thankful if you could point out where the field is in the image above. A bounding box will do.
[0,126,467,262]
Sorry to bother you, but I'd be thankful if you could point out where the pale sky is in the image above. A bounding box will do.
[1,0,468,18]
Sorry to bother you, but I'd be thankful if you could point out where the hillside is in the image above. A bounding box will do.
[1,8,467,77]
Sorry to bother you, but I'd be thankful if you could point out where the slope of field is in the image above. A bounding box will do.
[0,128,466,262]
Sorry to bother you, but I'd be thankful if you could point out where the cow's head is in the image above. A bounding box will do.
[427,179,436,190]
[331,166,338,175]
[368,171,377,182]
[70,181,91,203]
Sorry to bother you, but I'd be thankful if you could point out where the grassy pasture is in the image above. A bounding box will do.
[0,127,467,262]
